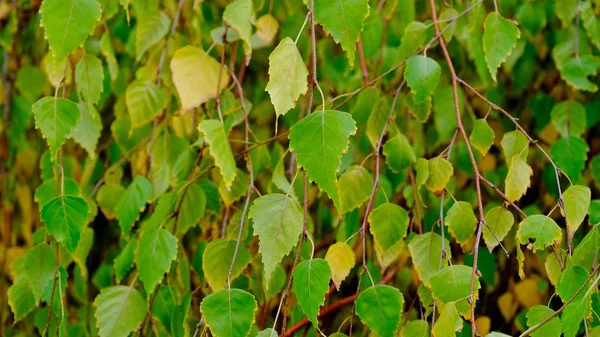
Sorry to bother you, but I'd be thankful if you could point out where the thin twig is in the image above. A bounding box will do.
[428,1,484,334]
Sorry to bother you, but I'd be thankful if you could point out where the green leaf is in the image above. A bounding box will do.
[569,224,600,270]
[151,131,188,198]
[292,258,332,326]
[94,285,147,337]
[312,0,370,67]
[401,320,429,337]
[256,329,278,337]
[8,279,37,323]
[32,97,81,158]
[125,80,167,128]
[397,21,428,63]
[433,86,462,144]
[406,92,431,123]
[407,232,451,286]
[248,194,303,285]
[135,9,170,61]
[444,201,477,245]
[219,168,250,206]
[432,302,462,337]
[75,54,104,105]
[483,206,514,252]
[560,55,600,92]
[561,185,591,241]
[561,297,591,337]
[382,133,416,172]
[430,265,480,318]
[35,178,80,208]
[24,243,56,302]
[355,285,404,337]
[265,37,309,123]
[198,119,237,189]
[223,0,253,63]
[40,0,101,61]
[97,183,125,219]
[404,55,442,103]
[41,195,89,253]
[526,305,562,337]
[556,0,578,27]
[551,101,587,138]
[337,165,373,215]
[557,265,591,302]
[483,12,521,81]
[551,136,589,181]
[116,176,153,235]
[137,228,178,294]
[200,289,257,337]
[176,182,207,235]
[100,32,118,81]
[324,242,355,290]
[517,215,562,252]
[368,203,409,251]
[203,238,251,291]
[504,156,533,202]
[170,45,230,110]
[425,157,453,194]
[288,110,357,209]
[71,102,102,159]
[469,119,495,156]
[114,239,137,283]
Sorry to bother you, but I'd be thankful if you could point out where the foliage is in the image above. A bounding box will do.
[2,0,600,337]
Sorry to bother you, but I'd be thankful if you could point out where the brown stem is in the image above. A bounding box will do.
[408,168,422,234]
[428,1,484,335]
[356,38,369,85]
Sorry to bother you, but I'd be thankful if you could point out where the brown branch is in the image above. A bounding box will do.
[428,1,485,335]
[356,38,369,85]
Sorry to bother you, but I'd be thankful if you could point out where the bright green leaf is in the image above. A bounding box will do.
[248,194,303,286]
[483,12,521,81]
[94,285,147,337]
[561,185,591,241]
[526,305,562,337]
[116,176,153,235]
[430,265,480,318]
[425,157,453,194]
[200,288,257,337]
[41,195,89,253]
[408,232,451,286]
[288,110,357,209]
[405,55,442,103]
[137,228,178,294]
[382,133,416,172]
[551,101,587,138]
[369,203,409,251]
[445,201,477,245]
[517,215,562,252]
[483,206,514,252]
[292,258,332,326]
[75,54,104,105]
[203,238,251,291]
[355,285,404,337]
[337,165,373,215]
[198,119,237,189]
[432,302,462,337]
[125,80,167,128]
[32,96,81,158]
[469,119,495,156]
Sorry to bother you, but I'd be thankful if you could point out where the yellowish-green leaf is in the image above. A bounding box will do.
[483,206,514,252]
[405,55,442,103]
[198,119,237,189]
[505,155,532,202]
[32,96,81,159]
[408,232,451,287]
[382,133,416,172]
[430,265,480,318]
[265,37,308,124]
[432,302,462,337]
[445,201,477,245]
[135,10,170,61]
[75,54,104,105]
[170,45,229,110]
[203,238,251,291]
[200,289,257,337]
[94,285,147,337]
[469,119,495,156]
[337,165,373,215]
[526,305,562,337]
[561,185,591,241]
[425,157,453,194]
[355,285,404,337]
[125,80,167,128]
[223,0,254,63]
[137,228,178,294]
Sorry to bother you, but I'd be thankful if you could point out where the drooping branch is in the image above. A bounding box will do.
[428,1,485,335]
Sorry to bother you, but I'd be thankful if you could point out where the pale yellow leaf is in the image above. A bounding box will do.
[325,242,355,290]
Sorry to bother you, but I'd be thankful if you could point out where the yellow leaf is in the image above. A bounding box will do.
[504,155,532,201]
[425,157,453,195]
[256,14,279,44]
[514,278,543,308]
[325,242,355,290]
[498,292,519,321]
[170,45,229,111]
[475,316,491,336]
